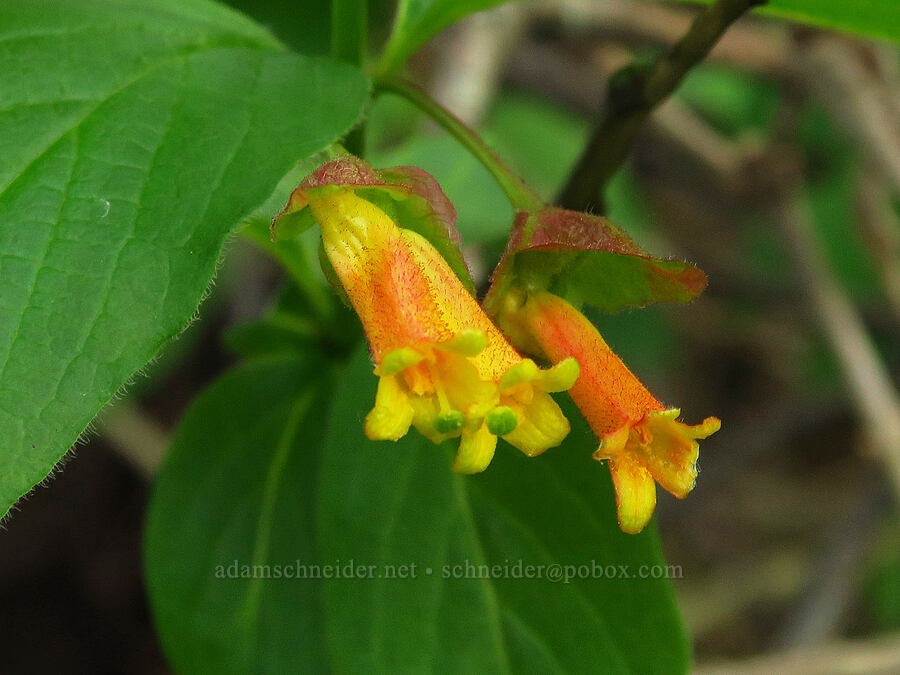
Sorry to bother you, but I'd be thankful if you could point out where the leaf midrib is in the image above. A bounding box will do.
[468,479,631,672]
[450,472,514,674]
[241,388,317,632]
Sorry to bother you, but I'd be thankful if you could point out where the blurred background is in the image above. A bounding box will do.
[2,0,898,672]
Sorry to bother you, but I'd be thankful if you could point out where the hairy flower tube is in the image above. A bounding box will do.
[508,290,720,534]
[306,189,579,472]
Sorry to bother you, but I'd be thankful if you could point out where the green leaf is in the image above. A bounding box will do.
[377,0,514,75]
[145,355,333,673]
[680,0,900,43]
[332,0,369,65]
[0,0,370,517]
[317,349,689,673]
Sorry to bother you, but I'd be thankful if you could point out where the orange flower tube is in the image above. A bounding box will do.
[513,290,720,533]
[307,190,579,473]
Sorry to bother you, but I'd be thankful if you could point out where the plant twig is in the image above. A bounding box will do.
[558,0,765,211]
[533,0,789,77]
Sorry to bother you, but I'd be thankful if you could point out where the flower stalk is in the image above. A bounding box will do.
[374,77,544,213]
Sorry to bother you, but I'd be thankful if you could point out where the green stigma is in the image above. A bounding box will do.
[486,406,518,436]
[434,410,465,434]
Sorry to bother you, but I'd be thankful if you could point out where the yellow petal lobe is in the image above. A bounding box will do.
[365,375,414,441]
[502,392,571,457]
[608,454,657,534]
[452,424,498,473]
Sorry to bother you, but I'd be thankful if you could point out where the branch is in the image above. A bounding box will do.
[540,0,789,77]
[558,0,765,211]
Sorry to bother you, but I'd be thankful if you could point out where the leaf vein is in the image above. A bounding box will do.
[33,61,188,416]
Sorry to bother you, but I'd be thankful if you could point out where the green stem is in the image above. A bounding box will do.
[331,0,367,66]
[558,0,765,212]
[332,0,368,155]
[373,0,411,77]
[374,77,544,212]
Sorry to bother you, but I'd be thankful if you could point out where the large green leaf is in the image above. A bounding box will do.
[681,0,900,43]
[376,0,513,74]
[317,349,689,673]
[144,355,333,673]
[0,0,369,517]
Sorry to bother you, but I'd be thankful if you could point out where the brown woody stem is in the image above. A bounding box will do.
[559,0,765,212]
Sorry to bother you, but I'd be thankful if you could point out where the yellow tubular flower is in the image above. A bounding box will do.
[308,190,579,473]
[513,290,720,534]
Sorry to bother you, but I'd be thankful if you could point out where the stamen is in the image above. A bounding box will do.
[500,359,539,390]
[436,330,487,357]
[380,347,425,376]
[426,359,453,413]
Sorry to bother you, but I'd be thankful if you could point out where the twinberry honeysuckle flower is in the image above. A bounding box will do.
[281,166,578,473]
[507,290,720,534]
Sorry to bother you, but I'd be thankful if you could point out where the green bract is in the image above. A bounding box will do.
[485,206,707,319]
[272,155,476,292]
